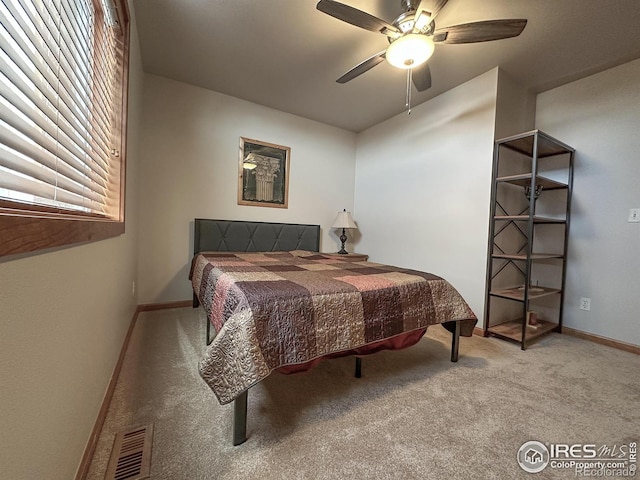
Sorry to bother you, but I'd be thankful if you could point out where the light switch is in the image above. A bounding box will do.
[629,208,640,223]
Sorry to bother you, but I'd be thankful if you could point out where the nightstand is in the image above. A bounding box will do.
[323,252,369,262]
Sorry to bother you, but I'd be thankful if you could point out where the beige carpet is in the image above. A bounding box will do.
[87,307,639,479]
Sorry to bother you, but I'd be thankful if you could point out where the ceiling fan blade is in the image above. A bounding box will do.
[411,62,432,91]
[433,19,527,44]
[317,0,399,35]
[337,50,387,84]
[414,0,448,29]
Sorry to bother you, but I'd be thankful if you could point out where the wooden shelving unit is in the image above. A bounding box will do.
[484,130,575,349]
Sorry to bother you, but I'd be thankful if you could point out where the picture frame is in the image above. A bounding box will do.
[238,137,290,208]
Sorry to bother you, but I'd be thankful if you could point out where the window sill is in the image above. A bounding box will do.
[0,215,125,258]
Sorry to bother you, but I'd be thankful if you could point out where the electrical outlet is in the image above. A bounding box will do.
[579,297,591,311]
[629,208,640,223]
[132,281,136,296]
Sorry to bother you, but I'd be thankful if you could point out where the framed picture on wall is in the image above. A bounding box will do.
[238,137,290,208]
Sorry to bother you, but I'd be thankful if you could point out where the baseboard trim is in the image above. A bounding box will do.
[138,300,192,311]
[562,326,639,355]
[472,327,486,337]
[75,305,140,480]
[473,325,637,354]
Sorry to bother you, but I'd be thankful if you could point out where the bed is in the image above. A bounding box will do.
[190,219,477,445]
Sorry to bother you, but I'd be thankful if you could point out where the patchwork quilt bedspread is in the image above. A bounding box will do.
[190,250,477,404]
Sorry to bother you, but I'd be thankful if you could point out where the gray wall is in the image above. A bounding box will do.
[136,75,357,304]
[535,58,640,346]
[354,69,499,322]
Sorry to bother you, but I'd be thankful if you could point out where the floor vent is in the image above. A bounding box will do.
[105,424,153,480]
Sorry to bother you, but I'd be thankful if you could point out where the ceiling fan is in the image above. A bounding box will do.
[316,0,527,94]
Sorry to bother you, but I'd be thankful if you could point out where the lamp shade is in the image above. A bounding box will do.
[332,210,357,229]
[386,34,435,69]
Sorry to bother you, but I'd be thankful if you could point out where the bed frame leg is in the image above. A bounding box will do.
[192,293,200,308]
[206,318,213,346]
[355,357,362,378]
[451,320,460,363]
[194,293,213,345]
[233,390,248,446]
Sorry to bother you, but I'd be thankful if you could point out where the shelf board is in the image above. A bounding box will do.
[497,131,574,158]
[488,318,559,342]
[494,215,566,224]
[492,253,564,260]
[490,285,561,301]
[496,173,568,190]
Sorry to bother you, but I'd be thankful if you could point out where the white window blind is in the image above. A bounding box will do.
[0,0,127,219]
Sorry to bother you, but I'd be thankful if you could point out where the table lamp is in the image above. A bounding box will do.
[332,209,357,254]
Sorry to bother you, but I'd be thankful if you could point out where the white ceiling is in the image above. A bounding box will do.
[132,0,640,132]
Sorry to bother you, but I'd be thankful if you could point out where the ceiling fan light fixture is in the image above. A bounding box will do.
[386,34,434,69]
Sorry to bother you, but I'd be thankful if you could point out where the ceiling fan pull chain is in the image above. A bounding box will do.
[406,68,412,114]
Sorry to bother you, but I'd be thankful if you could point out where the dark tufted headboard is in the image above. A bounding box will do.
[193,219,320,255]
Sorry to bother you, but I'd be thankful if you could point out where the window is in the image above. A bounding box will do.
[0,0,130,257]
